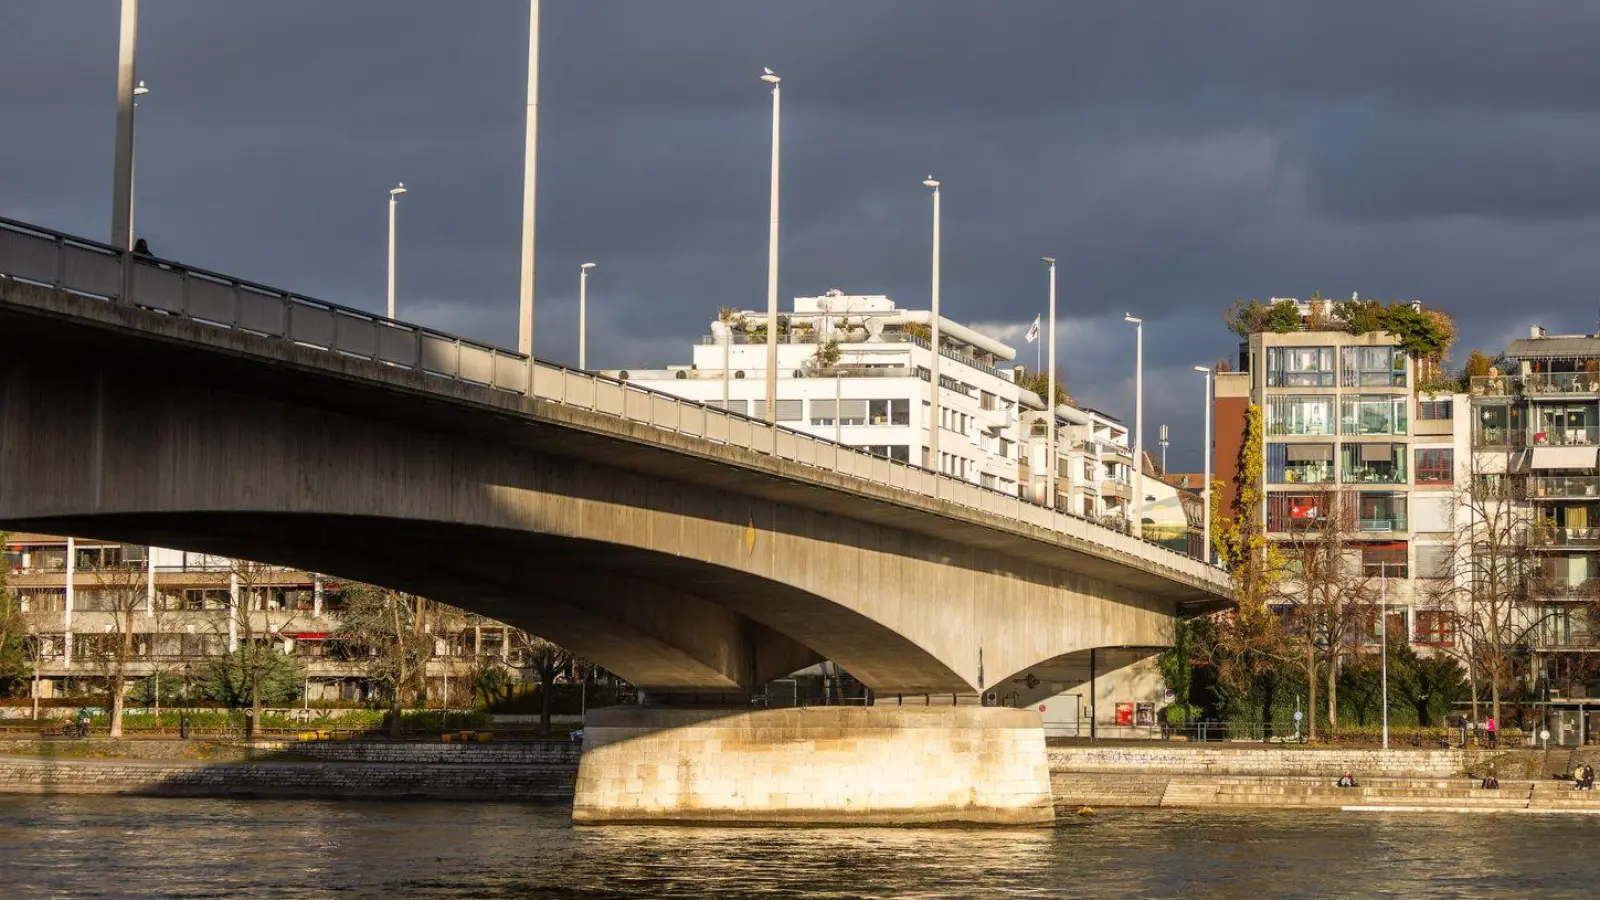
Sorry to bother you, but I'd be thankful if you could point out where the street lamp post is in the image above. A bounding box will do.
[925,177,942,476]
[518,0,540,357]
[761,68,781,424]
[1042,257,1057,509]
[111,0,140,251]
[386,183,406,319]
[578,262,596,369]
[1193,365,1213,563]
[1381,565,1391,750]
[1124,315,1144,538]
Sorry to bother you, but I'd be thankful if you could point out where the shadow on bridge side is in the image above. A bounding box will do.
[0,282,1195,696]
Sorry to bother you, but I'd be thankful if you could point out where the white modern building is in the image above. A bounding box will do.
[610,291,1041,496]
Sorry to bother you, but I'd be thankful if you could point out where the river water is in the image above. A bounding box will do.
[3,797,1598,899]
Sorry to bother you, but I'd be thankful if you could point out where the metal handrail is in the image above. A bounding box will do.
[0,214,1226,590]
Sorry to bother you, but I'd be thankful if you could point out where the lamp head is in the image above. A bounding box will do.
[760,67,781,84]
[133,80,149,97]
[390,183,407,197]
[1123,314,1142,325]
[580,262,596,270]
[922,175,940,189]
[1041,256,1055,265]
[1193,365,1210,373]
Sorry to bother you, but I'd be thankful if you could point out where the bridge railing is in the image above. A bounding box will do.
[0,215,1225,590]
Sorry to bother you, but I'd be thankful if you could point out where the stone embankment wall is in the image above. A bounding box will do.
[1050,745,1504,778]
[0,740,579,800]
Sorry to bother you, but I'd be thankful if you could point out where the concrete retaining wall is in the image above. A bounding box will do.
[1049,745,1502,778]
[244,740,581,766]
[0,757,576,800]
[572,706,1054,825]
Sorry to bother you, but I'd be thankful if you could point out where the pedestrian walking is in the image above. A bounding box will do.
[1486,715,1498,749]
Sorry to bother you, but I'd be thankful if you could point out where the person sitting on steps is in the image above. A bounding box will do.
[1336,772,1358,788]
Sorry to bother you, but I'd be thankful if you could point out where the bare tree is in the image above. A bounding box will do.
[222,559,304,739]
[79,560,152,738]
[1273,488,1377,737]
[509,630,571,736]
[1431,470,1544,728]
[337,584,440,738]
[0,552,28,697]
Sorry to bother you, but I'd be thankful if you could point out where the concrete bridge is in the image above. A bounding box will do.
[0,216,1229,824]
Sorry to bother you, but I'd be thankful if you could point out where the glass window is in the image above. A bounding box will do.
[1340,346,1407,387]
[1267,493,1328,531]
[867,399,910,425]
[1415,610,1456,646]
[1416,545,1454,579]
[1267,346,1335,387]
[1355,493,1408,532]
[1340,442,1407,484]
[1474,403,1524,447]
[1266,442,1334,484]
[1266,396,1335,436]
[1415,448,1454,485]
[809,399,837,426]
[1340,395,1408,435]
[1417,398,1453,421]
[1362,543,1409,578]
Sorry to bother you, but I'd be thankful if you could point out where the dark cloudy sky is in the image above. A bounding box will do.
[5,1,1600,472]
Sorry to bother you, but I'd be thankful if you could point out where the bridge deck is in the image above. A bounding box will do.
[0,215,1229,603]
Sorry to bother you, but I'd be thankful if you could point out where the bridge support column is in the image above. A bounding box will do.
[572,705,1054,826]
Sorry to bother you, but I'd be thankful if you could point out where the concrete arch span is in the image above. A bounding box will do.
[0,316,1181,696]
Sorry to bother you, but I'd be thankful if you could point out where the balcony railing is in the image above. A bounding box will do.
[1473,426,1526,448]
[1342,466,1407,485]
[1527,527,1600,548]
[1470,375,1519,397]
[1526,372,1600,396]
[1356,515,1408,533]
[1530,426,1600,447]
[1528,476,1600,499]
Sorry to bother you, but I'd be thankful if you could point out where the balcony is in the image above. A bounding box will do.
[1355,515,1408,534]
[1525,372,1600,397]
[1528,476,1600,499]
[1527,527,1600,548]
[1100,479,1132,499]
[1470,375,1520,397]
[1473,426,1527,449]
[1528,628,1600,651]
[1530,426,1600,447]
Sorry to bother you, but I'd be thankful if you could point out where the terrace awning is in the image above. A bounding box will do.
[1531,447,1599,470]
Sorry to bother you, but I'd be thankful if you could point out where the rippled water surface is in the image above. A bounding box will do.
[4,797,1600,899]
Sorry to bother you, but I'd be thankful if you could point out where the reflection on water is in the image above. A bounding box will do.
[3,797,1600,899]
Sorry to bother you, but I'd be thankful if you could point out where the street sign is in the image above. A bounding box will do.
[1293,711,1304,722]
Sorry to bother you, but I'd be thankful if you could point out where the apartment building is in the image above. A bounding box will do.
[1017,402,1136,523]
[609,291,1038,495]
[1469,325,1600,742]
[1216,302,1420,581]
[4,533,519,703]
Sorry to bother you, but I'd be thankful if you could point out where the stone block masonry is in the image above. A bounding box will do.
[1049,745,1505,779]
[571,706,1054,826]
[0,757,576,800]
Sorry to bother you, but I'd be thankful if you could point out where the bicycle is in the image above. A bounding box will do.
[59,721,89,739]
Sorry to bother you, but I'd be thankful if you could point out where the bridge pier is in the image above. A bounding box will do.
[571,705,1054,826]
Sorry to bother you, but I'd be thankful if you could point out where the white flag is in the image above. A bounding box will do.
[1024,314,1041,343]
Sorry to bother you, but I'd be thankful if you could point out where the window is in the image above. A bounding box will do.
[1414,610,1456,647]
[1355,493,1408,532]
[1340,395,1408,435]
[1340,346,1406,387]
[980,472,997,489]
[1474,403,1524,447]
[1416,545,1453,579]
[998,438,1013,460]
[1268,493,1328,531]
[867,399,910,426]
[1340,442,1406,484]
[1417,398,1453,421]
[1415,448,1454,485]
[810,399,837,426]
[182,588,232,611]
[1362,544,1408,578]
[980,391,997,411]
[1265,397,1335,436]
[774,399,803,422]
[1266,442,1334,484]
[863,444,910,463]
[1267,346,1335,387]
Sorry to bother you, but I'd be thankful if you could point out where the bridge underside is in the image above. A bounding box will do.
[0,280,1223,697]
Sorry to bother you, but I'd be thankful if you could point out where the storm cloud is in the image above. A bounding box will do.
[5,1,1600,471]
